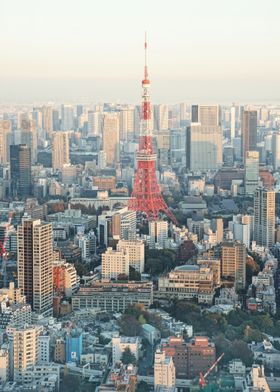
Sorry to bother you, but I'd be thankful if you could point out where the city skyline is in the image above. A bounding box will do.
[1,0,280,103]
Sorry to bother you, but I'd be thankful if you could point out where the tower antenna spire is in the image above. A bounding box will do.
[144,32,148,80]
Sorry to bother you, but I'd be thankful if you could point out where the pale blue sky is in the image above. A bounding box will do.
[1,0,280,103]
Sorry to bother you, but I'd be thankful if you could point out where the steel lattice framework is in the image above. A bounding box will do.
[128,35,177,224]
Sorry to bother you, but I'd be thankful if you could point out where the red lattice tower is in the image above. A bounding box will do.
[128,35,177,223]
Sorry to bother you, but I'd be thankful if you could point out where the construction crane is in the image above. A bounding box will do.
[199,353,224,389]
[0,211,14,288]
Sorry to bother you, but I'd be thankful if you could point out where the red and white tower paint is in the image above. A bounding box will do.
[128,35,177,223]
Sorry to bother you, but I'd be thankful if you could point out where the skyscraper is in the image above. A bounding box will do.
[61,104,74,131]
[0,120,12,164]
[10,144,32,198]
[20,118,38,163]
[187,105,222,171]
[272,132,280,170]
[254,188,275,248]
[17,219,53,316]
[52,131,70,171]
[102,112,120,166]
[245,151,259,195]
[221,241,246,290]
[242,110,257,162]
[154,104,169,130]
[230,105,236,140]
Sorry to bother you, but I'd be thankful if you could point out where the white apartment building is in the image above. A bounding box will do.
[154,349,176,389]
[101,247,129,280]
[7,324,42,382]
[117,240,145,273]
[38,335,50,364]
[111,336,140,365]
[149,220,168,249]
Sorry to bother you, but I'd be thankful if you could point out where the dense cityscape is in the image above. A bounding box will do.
[1,3,280,392]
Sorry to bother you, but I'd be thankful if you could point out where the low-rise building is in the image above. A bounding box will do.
[112,336,141,365]
[72,281,153,312]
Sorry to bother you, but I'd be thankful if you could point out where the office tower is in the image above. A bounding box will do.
[221,241,246,289]
[7,324,41,382]
[20,118,38,163]
[191,105,199,122]
[180,102,187,123]
[32,108,43,129]
[61,104,74,131]
[149,220,168,249]
[242,110,257,161]
[120,108,135,141]
[52,109,60,131]
[76,104,83,118]
[254,188,275,248]
[117,240,145,273]
[101,247,129,280]
[154,349,176,389]
[245,151,259,195]
[170,128,186,166]
[154,104,169,130]
[230,104,236,139]
[102,112,120,166]
[52,131,70,171]
[42,106,53,135]
[88,110,102,136]
[10,144,32,198]
[229,215,251,248]
[272,132,280,170]
[0,120,12,164]
[17,219,53,316]
[187,105,222,171]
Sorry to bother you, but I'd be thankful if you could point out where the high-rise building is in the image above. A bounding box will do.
[101,247,129,280]
[0,120,12,164]
[17,219,53,316]
[52,109,60,131]
[187,105,222,171]
[102,112,120,166]
[272,132,280,170]
[52,131,70,171]
[7,324,42,382]
[154,349,176,389]
[254,188,275,248]
[149,220,168,249]
[245,151,259,195]
[230,105,236,140]
[42,106,54,135]
[154,104,169,130]
[10,144,32,198]
[120,108,135,141]
[117,240,145,273]
[88,110,102,136]
[242,110,257,161]
[61,104,74,131]
[221,241,247,289]
[20,118,38,163]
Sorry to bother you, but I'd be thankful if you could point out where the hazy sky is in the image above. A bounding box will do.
[1,0,280,103]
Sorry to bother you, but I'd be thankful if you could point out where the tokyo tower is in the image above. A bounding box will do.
[128,35,177,224]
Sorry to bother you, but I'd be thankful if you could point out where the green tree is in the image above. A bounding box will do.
[61,374,81,392]
[136,381,150,392]
[119,314,142,336]
[129,266,141,281]
[121,347,137,365]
